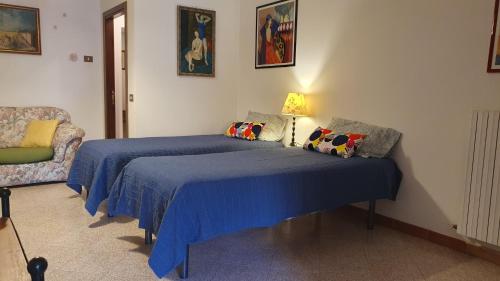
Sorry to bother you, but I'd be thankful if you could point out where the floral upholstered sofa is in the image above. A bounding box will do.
[0,107,85,187]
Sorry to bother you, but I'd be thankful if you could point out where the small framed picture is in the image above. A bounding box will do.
[255,0,298,69]
[487,0,500,72]
[177,6,216,77]
[0,3,41,55]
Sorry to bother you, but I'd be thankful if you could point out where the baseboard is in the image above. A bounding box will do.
[342,205,500,267]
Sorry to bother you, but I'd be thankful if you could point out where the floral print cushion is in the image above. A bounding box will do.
[0,107,17,148]
[0,107,71,148]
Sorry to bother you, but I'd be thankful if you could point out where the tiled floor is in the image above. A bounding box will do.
[8,183,500,281]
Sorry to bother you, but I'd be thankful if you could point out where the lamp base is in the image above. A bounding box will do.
[290,116,296,147]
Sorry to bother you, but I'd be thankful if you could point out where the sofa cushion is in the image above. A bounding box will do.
[0,147,54,165]
[20,120,59,148]
[0,107,71,148]
[0,107,17,148]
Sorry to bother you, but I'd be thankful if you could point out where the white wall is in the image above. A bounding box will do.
[0,0,104,140]
[238,0,500,239]
[101,0,124,13]
[126,0,240,137]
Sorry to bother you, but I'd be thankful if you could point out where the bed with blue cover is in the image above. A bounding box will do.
[106,147,402,278]
[66,135,283,215]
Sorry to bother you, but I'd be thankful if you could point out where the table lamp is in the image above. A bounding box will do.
[282,92,308,147]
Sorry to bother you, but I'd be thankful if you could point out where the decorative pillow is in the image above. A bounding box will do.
[303,127,333,150]
[225,122,265,141]
[319,132,366,158]
[327,117,401,158]
[303,127,366,158]
[245,111,287,141]
[20,120,59,148]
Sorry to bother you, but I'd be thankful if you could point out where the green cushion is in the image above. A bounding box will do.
[0,147,54,165]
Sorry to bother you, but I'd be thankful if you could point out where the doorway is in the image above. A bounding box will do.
[103,3,128,139]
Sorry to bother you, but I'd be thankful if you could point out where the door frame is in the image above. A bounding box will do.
[103,2,128,139]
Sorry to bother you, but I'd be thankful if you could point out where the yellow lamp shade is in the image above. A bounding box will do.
[282,93,308,116]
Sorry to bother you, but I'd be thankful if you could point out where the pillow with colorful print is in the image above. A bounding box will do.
[319,132,367,158]
[304,127,366,158]
[225,122,266,141]
[303,127,333,150]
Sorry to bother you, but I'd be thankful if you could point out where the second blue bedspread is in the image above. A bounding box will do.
[107,148,401,277]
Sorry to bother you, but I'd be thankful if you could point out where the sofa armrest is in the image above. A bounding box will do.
[52,123,85,163]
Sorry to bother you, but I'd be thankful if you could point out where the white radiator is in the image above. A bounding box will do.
[458,111,500,246]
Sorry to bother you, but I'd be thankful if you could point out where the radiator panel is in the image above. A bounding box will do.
[459,111,500,246]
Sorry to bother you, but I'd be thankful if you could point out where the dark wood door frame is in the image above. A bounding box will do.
[103,2,128,139]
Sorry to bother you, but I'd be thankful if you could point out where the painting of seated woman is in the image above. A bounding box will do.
[255,0,298,69]
[177,6,215,77]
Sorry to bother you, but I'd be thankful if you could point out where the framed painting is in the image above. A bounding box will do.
[255,0,298,69]
[488,0,500,72]
[177,6,215,77]
[0,3,41,55]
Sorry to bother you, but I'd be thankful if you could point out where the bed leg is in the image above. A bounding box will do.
[178,245,190,279]
[367,200,376,230]
[145,230,153,245]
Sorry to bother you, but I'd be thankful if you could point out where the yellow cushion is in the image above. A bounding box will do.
[20,120,59,148]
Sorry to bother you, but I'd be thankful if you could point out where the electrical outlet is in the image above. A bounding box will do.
[84,56,93,63]
[129,94,134,102]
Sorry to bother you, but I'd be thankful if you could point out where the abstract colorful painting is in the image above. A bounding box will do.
[177,6,215,77]
[0,4,41,55]
[488,0,500,72]
[255,0,298,69]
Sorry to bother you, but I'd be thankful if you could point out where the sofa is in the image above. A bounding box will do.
[0,107,85,187]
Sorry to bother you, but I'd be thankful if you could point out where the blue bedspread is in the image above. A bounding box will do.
[107,148,401,277]
[66,135,283,215]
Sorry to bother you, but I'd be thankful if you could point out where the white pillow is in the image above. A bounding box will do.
[245,111,287,142]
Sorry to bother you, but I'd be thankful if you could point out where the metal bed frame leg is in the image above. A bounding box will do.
[27,257,48,281]
[177,245,189,279]
[145,230,153,245]
[367,200,376,230]
[1,188,11,218]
